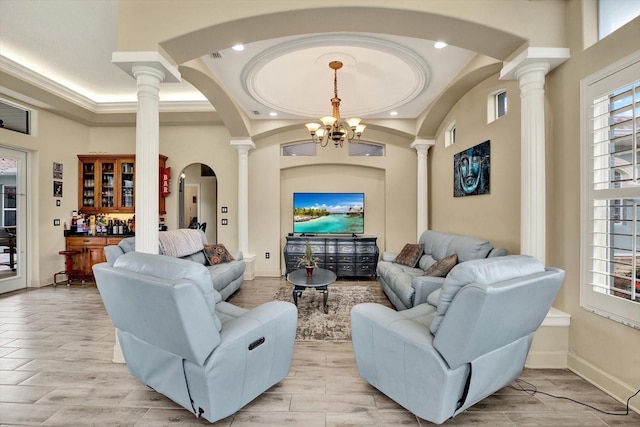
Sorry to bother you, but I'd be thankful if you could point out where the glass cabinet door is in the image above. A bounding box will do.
[100,161,115,208]
[121,161,134,208]
[81,162,95,208]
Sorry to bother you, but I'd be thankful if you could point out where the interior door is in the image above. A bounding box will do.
[0,146,27,293]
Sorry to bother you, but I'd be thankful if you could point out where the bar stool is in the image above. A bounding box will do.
[54,250,85,286]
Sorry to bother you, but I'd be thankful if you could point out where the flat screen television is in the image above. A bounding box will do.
[293,192,364,235]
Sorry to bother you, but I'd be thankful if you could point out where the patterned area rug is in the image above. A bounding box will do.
[273,284,377,341]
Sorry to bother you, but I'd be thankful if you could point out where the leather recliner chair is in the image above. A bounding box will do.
[93,251,297,423]
[351,255,564,424]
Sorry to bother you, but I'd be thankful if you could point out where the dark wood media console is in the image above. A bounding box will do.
[284,235,379,278]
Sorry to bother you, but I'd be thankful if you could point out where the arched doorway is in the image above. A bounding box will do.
[178,163,217,243]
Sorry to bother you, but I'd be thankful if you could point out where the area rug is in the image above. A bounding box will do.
[273,284,376,341]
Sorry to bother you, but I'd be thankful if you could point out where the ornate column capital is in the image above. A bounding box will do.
[230,138,256,155]
[411,138,435,156]
[500,47,570,81]
[112,51,181,82]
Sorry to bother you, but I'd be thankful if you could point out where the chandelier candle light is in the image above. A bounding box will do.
[305,61,366,148]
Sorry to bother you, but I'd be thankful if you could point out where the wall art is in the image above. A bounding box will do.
[453,140,490,197]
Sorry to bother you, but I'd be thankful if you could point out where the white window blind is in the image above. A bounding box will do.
[581,52,640,329]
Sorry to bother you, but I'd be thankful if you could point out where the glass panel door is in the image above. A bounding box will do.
[101,161,115,209]
[81,161,95,208]
[121,161,134,208]
[0,146,26,293]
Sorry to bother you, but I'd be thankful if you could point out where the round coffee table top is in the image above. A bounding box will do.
[287,267,337,288]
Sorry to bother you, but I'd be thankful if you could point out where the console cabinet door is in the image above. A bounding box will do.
[66,237,107,277]
[65,236,124,278]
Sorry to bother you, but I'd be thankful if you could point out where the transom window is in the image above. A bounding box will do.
[445,121,456,147]
[349,141,384,157]
[487,89,508,123]
[496,91,508,118]
[282,142,317,156]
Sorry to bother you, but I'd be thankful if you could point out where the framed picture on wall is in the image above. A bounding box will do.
[53,180,63,197]
[453,140,490,197]
[53,162,63,179]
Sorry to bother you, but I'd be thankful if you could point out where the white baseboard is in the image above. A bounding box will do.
[254,269,282,277]
[525,350,567,369]
[525,307,570,369]
[568,352,640,415]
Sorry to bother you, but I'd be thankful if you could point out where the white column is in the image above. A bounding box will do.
[500,47,569,265]
[230,139,255,257]
[110,52,180,363]
[132,66,163,253]
[112,52,181,254]
[411,139,435,240]
[516,63,549,264]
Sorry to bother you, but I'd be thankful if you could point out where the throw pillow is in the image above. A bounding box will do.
[424,253,458,277]
[394,243,423,267]
[203,244,234,265]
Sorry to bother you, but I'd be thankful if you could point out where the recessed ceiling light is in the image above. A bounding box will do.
[232,44,245,51]
[389,111,398,116]
[434,41,447,49]
[269,111,278,117]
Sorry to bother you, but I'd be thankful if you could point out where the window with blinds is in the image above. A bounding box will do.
[581,52,640,329]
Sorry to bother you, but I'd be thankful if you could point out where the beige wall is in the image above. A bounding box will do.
[545,3,640,406]
[1,108,90,287]
[249,128,417,277]
[430,74,522,254]
[0,120,238,286]
[89,124,238,249]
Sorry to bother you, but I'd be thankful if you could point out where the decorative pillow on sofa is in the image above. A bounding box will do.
[203,244,235,265]
[424,253,457,277]
[394,243,423,267]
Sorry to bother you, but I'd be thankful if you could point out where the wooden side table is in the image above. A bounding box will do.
[54,250,85,286]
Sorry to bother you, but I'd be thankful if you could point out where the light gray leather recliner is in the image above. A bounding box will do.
[351,255,564,425]
[93,251,297,423]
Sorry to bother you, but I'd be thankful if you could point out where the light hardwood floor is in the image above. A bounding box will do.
[1,277,638,426]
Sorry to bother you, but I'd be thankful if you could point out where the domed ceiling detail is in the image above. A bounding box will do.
[242,35,430,118]
[202,32,476,120]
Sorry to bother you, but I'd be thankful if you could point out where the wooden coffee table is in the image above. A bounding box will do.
[287,267,337,314]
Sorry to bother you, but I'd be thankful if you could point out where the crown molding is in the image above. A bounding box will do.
[1,55,214,116]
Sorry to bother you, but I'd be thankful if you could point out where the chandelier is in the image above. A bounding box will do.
[305,61,366,148]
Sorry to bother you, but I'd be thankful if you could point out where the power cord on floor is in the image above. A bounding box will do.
[510,378,640,416]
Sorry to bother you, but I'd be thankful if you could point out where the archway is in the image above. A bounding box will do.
[178,163,217,243]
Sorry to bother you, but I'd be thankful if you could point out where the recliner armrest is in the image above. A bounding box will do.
[382,251,398,262]
[411,276,446,306]
[215,301,296,348]
[104,245,125,266]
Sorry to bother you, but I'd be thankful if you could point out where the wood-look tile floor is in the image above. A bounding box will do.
[1,277,638,426]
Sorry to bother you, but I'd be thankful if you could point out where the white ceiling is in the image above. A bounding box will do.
[0,0,478,124]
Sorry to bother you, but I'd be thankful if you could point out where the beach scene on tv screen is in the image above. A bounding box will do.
[293,193,364,234]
